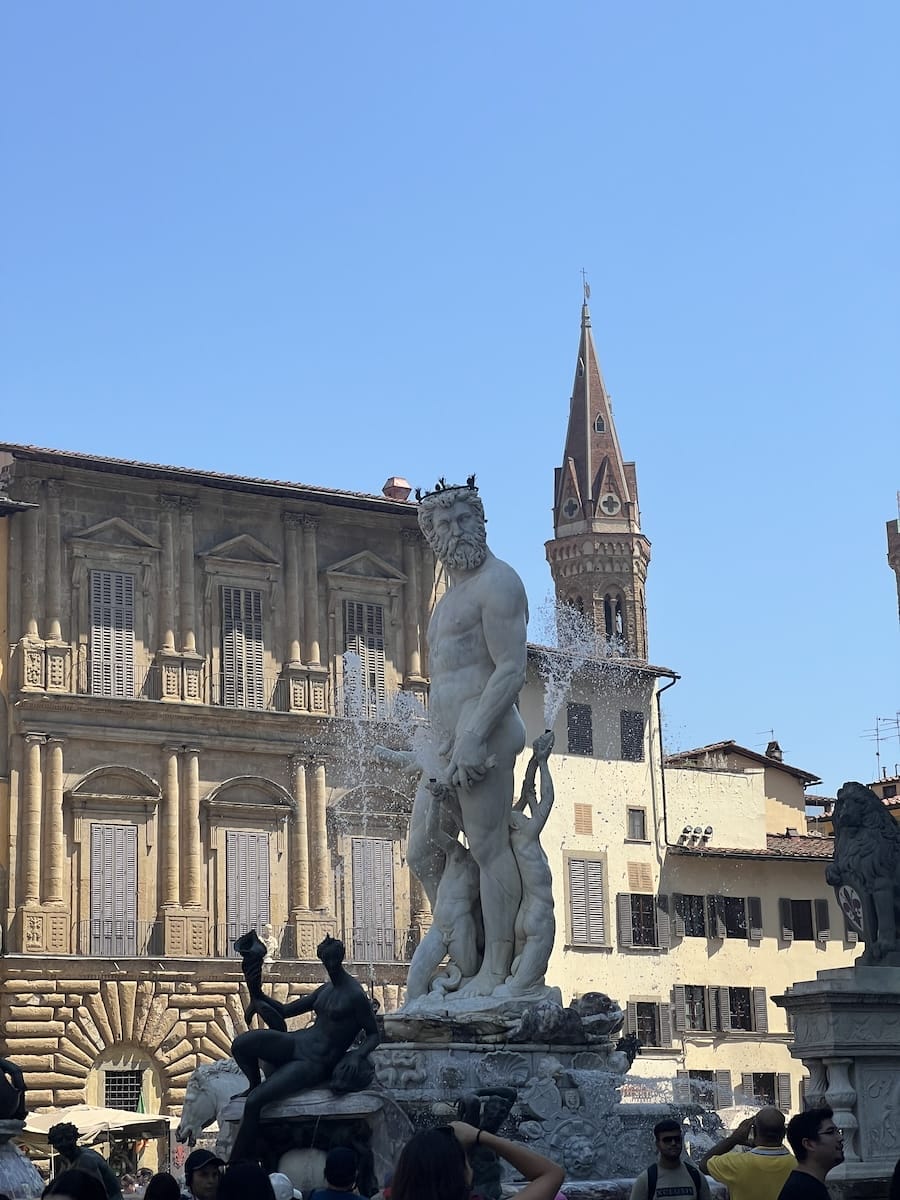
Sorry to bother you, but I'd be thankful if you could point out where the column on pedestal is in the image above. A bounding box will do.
[158,497,178,654]
[289,754,310,912]
[306,758,329,910]
[21,482,41,640]
[182,747,203,907]
[22,734,44,904]
[301,517,321,667]
[161,745,181,906]
[401,530,422,681]
[45,481,62,642]
[282,513,303,666]
[179,500,197,654]
[42,737,65,904]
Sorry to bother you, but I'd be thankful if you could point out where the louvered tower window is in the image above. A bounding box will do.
[90,570,136,697]
[221,586,265,709]
[568,857,606,945]
[90,823,138,954]
[226,830,271,950]
[351,837,395,961]
[343,601,387,718]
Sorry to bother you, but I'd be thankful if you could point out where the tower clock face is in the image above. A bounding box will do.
[598,492,621,516]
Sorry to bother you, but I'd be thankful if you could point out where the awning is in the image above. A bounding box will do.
[22,1105,175,1147]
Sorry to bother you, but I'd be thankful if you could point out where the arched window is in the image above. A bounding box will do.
[593,414,605,434]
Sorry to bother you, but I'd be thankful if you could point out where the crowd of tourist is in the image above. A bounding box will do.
[21,1102,893,1200]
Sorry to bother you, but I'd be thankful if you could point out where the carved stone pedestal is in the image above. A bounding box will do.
[15,905,70,954]
[160,909,210,956]
[292,916,337,960]
[776,965,900,1188]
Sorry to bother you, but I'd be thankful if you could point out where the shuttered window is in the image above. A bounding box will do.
[221,587,265,709]
[567,703,593,755]
[90,823,138,954]
[568,857,606,945]
[620,710,645,761]
[675,1070,732,1109]
[351,838,395,961]
[740,1071,791,1110]
[617,893,671,948]
[625,999,672,1047]
[226,831,271,948]
[90,571,136,698]
[343,602,387,719]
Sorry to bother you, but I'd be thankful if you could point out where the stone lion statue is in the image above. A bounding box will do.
[825,781,900,965]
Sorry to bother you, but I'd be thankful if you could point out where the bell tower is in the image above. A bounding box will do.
[545,292,651,658]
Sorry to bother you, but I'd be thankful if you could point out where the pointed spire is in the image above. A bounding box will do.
[553,287,635,533]
[547,287,652,659]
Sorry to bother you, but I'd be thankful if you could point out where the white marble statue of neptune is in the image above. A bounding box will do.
[406,478,529,998]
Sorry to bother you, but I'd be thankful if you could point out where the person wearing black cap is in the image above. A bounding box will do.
[307,1148,359,1200]
[182,1150,224,1200]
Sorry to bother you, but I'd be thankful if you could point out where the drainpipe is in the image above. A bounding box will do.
[654,675,680,848]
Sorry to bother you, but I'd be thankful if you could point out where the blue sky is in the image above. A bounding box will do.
[4,3,898,796]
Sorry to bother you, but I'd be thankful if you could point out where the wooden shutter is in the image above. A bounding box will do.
[741,1073,755,1103]
[344,601,387,718]
[717,987,732,1032]
[616,893,634,948]
[715,1070,733,1109]
[351,838,395,960]
[673,1070,691,1104]
[777,1073,792,1112]
[90,570,136,698]
[657,1002,673,1046]
[620,710,646,762]
[707,893,726,939]
[90,823,137,954]
[568,858,605,945]
[226,831,271,943]
[222,586,265,709]
[673,985,686,1032]
[814,898,831,943]
[574,804,593,835]
[752,987,769,1033]
[672,893,686,938]
[656,894,671,948]
[779,898,794,941]
[748,896,764,942]
[625,1001,638,1036]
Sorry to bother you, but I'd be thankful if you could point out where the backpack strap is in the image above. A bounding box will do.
[647,1163,658,1200]
[685,1162,703,1197]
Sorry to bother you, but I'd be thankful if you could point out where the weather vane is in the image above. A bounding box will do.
[581,267,590,302]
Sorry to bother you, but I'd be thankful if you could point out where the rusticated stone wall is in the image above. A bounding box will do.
[0,958,405,1112]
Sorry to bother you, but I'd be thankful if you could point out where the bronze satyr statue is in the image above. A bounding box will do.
[826,781,900,965]
[229,933,380,1164]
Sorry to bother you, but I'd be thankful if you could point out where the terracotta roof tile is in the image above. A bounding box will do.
[670,834,834,861]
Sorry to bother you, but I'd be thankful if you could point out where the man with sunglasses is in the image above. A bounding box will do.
[778,1107,844,1200]
[630,1119,710,1200]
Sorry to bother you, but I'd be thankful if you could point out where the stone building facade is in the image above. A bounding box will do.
[0,446,435,1111]
[0,303,857,1124]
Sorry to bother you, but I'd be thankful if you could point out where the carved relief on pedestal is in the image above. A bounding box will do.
[20,641,46,691]
[46,645,69,691]
[295,917,336,960]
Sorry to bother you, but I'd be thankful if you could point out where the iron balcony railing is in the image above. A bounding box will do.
[78,919,163,957]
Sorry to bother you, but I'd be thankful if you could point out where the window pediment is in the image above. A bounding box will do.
[203,776,292,822]
[326,551,406,584]
[69,518,160,552]
[201,534,281,565]
[67,766,161,814]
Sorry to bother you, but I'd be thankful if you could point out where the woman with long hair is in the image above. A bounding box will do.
[392,1121,563,1200]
